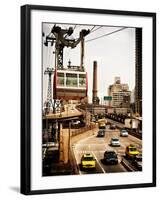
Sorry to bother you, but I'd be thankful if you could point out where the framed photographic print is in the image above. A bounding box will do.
[21,4,156,195]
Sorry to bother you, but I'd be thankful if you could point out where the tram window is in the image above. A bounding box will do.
[66,73,78,87]
[79,74,86,87]
[57,73,64,86]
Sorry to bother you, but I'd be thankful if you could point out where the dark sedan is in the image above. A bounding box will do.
[103,150,118,164]
[132,153,142,170]
[97,130,105,137]
[110,124,116,130]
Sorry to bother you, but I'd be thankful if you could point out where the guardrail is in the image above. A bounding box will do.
[128,130,142,139]
[71,124,97,137]
[107,118,142,140]
[121,157,137,172]
[69,145,80,175]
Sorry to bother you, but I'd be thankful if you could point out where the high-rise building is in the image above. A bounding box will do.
[108,77,131,110]
[135,28,142,116]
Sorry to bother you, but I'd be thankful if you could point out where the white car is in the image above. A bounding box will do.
[110,137,120,147]
[120,129,128,137]
[72,120,81,125]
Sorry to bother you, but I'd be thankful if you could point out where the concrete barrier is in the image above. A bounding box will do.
[121,158,136,172]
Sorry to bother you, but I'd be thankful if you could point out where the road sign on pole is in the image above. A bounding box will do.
[104,96,112,101]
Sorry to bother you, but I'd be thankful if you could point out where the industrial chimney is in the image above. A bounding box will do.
[92,61,100,105]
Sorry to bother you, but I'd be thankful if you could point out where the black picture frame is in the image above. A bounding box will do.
[21,4,156,195]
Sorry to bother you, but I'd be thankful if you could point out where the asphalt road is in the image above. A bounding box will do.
[72,127,142,174]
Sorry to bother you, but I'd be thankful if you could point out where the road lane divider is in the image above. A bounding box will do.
[121,157,136,172]
[92,152,106,173]
[77,150,105,153]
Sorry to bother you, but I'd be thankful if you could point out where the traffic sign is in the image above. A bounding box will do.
[104,96,112,101]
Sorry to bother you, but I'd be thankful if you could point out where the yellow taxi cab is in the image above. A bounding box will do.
[125,144,139,158]
[81,153,96,169]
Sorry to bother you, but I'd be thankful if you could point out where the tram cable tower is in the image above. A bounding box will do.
[44,67,54,112]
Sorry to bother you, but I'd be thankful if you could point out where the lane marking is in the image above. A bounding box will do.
[78,133,98,144]
[77,150,105,153]
[76,143,107,146]
[92,152,106,173]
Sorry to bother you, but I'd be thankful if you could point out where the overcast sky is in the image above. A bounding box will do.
[42,23,135,103]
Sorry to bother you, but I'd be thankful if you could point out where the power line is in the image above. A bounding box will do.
[73,25,76,30]
[86,27,127,43]
[90,26,96,32]
[90,26,103,33]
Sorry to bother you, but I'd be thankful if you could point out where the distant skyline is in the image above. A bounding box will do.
[42,23,135,103]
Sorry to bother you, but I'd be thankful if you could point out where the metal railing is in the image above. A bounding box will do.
[71,124,96,137]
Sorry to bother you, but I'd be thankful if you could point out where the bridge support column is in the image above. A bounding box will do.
[59,124,70,164]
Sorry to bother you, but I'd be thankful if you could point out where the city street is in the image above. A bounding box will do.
[72,127,142,174]
[41,23,143,177]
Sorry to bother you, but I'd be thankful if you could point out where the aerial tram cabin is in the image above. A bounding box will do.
[53,66,88,101]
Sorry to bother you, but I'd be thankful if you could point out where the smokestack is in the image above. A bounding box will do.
[92,61,99,105]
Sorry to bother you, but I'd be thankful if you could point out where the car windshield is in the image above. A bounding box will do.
[82,156,94,161]
[136,154,142,161]
[136,157,142,161]
[129,147,137,151]
[121,130,126,132]
[99,126,105,129]
[99,131,104,134]
[106,152,117,158]
[112,138,119,141]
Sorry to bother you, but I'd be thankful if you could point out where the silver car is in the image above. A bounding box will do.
[110,137,120,147]
[120,129,128,137]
